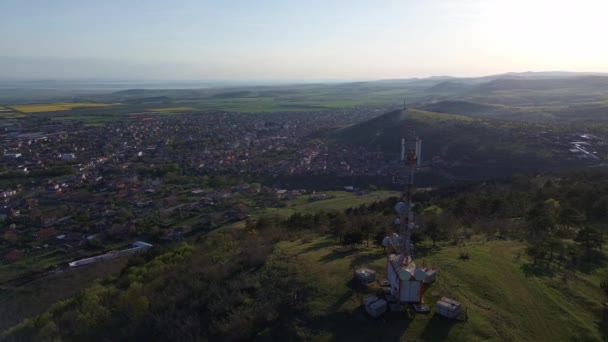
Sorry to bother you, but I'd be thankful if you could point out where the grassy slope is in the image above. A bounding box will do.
[276,237,606,341]
[261,191,399,218]
[0,257,129,331]
[0,191,397,333]
[331,108,584,181]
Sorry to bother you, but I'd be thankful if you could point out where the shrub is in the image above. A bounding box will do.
[459,251,470,260]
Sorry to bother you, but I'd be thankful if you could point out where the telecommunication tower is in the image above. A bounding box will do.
[397,130,422,265]
[381,124,435,306]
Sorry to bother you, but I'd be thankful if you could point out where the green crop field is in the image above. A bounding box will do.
[11,102,116,113]
[276,237,607,341]
[0,106,26,118]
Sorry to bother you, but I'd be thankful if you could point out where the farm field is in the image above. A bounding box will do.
[0,106,26,118]
[10,102,115,113]
[276,236,607,341]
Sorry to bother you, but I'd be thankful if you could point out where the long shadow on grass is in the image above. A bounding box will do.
[310,308,413,342]
[349,253,384,269]
[298,240,335,255]
[520,263,554,277]
[597,320,608,342]
[420,314,459,341]
[578,253,607,274]
[329,290,355,312]
[415,247,442,258]
[319,248,358,264]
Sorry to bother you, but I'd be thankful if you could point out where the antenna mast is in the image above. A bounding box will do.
[398,129,421,265]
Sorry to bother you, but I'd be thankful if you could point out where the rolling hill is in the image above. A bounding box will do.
[4,72,608,123]
[331,109,599,180]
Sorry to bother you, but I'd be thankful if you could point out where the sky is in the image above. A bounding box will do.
[1,0,607,81]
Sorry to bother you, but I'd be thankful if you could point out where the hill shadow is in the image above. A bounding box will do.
[420,314,460,341]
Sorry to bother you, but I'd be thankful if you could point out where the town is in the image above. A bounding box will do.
[2,104,607,275]
[0,105,401,271]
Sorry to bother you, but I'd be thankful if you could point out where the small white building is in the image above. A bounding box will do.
[1,190,17,198]
[363,296,388,318]
[354,268,376,286]
[436,297,462,319]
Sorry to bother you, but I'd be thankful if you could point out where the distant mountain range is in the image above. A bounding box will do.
[3,71,608,122]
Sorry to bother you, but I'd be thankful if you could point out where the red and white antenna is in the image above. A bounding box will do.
[397,129,421,265]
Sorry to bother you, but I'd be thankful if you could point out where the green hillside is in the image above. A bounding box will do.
[331,109,586,180]
[277,237,606,341]
[6,230,606,341]
[5,168,608,340]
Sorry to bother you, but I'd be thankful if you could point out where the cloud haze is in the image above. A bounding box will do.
[1,0,606,80]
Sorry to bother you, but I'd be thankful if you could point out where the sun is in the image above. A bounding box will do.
[476,0,608,70]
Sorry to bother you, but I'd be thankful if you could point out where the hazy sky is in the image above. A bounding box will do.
[1,0,607,80]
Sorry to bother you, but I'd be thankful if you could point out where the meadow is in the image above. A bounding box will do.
[261,190,399,218]
[277,236,606,341]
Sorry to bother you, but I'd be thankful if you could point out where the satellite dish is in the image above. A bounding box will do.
[414,268,427,281]
[391,233,400,246]
[394,202,408,214]
[399,269,412,280]
[382,236,391,247]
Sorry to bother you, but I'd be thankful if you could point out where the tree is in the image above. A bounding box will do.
[591,195,608,220]
[329,213,347,244]
[545,237,563,263]
[342,228,363,249]
[359,217,374,247]
[560,206,586,227]
[575,226,603,257]
[425,219,440,248]
[526,199,559,239]
[600,275,608,298]
[423,205,444,247]
[526,243,547,265]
